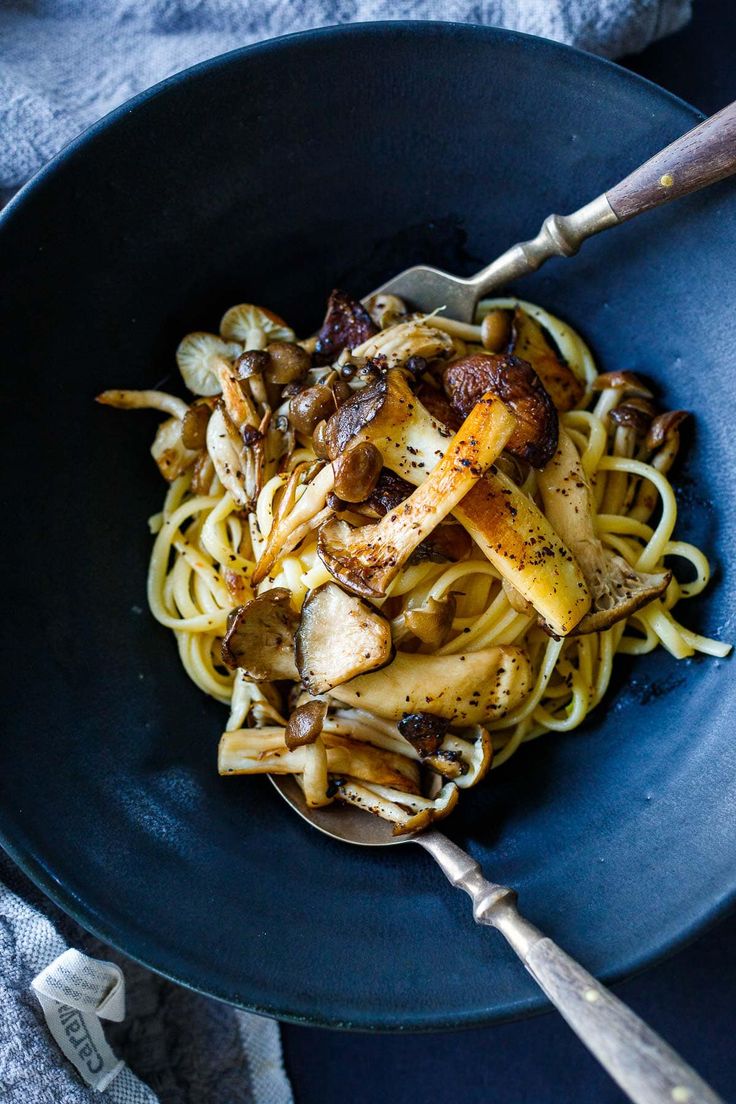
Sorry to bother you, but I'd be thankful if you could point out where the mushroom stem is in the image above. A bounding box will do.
[318,393,515,598]
[538,430,670,634]
[96,389,190,420]
[251,463,336,585]
[325,371,589,635]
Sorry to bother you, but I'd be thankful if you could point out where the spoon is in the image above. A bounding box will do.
[370,99,736,320]
[271,774,724,1104]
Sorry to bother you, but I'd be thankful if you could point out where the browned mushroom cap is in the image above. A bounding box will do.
[314,288,379,365]
[591,371,653,397]
[295,582,394,695]
[646,409,690,452]
[332,441,383,502]
[265,341,311,385]
[507,307,585,412]
[411,523,472,564]
[323,374,390,457]
[181,400,213,450]
[414,382,462,432]
[391,594,457,648]
[361,467,414,515]
[443,352,558,468]
[608,396,659,436]
[221,588,299,679]
[285,700,328,751]
[288,384,336,435]
[397,712,449,758]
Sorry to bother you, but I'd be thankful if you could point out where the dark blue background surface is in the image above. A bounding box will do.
[280,2,736,1099]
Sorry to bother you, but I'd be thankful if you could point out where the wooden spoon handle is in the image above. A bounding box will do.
[606,100,736,221]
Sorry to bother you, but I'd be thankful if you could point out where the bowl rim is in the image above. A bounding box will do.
[3,20,732,1033]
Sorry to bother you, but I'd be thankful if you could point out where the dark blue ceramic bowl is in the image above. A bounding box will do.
[1,23,735,1031]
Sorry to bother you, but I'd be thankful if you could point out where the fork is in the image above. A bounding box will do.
[370,100,736,320]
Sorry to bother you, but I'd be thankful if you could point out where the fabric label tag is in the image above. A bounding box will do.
[31,948,126,1091]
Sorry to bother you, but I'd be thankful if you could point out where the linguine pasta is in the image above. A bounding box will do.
[98,290,729,833]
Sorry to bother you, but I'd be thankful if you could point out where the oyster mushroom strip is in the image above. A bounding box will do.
[348,316,455,367]
[218,728,420,796]
[324,370,590,636]
[318,392,516,598]
[223,705,492,787]
[328,645,532,725]
[95,388,201,481]
[537,430,671,635]
[250,462,336,586]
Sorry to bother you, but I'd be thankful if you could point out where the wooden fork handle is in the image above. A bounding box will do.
[606,100,736,221]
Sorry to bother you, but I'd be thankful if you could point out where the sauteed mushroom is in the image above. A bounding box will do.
[318,392,515,597]
[295,583,394,694]
[538,431,670,633]
[328,645,531,724]
[221,588,299,680]
[323,370,590,634]
[443,351,559,468]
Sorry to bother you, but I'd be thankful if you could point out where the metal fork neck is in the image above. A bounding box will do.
[468,193,619,299]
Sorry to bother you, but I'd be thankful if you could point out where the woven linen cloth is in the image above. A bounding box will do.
[0,0,691,192]
[0,852,293,1103]
[0,1,691,1101]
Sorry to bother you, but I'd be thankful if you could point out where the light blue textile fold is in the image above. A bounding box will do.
[0,0,691,189]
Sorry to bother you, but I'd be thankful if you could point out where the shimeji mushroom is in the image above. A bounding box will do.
[396,713,492,787]
[285,700,328,750]
[250,461,336,586]
[318,393,515,598]
[220,588,299,680]
[320,708,491,786]
[537,430,671,634]
[328,645,531,724]
[294,582,394,694]
[220,303,295,350]
[176,332,243,396]
[364,292,407,330]
[630,410,690,523]
[323,370,590,635]
[336,779,459,835]
[218,728,420,795]
[390,594,457,648]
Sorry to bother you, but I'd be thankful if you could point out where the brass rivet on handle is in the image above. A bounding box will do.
[660,173,675,187]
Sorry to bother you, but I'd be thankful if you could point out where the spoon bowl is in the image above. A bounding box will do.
[269,775,407,847]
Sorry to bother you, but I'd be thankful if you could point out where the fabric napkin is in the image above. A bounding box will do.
[1,0,691,192]
[0,1,691,1101]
